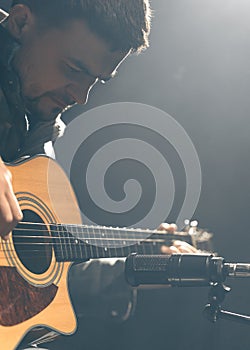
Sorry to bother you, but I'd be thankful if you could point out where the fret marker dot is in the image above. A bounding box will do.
[86,240,89,244]
[104,247,108,251]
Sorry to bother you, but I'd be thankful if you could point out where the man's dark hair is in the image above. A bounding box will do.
[11,0,152,53]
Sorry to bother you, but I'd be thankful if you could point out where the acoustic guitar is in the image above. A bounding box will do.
[0,155,212,349]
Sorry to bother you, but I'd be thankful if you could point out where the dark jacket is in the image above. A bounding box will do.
[0,22,63,162]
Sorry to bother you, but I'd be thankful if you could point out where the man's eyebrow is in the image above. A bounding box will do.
[68,57,117,82]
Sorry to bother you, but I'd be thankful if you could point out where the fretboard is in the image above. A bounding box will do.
[51,224,193,262]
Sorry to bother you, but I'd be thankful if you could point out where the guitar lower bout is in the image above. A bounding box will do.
[0,155,82,350]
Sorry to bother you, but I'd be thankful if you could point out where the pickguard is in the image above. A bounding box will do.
[0,266,57,326]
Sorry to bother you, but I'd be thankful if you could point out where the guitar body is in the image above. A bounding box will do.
[0,156,82,350]
[0,155,214,349]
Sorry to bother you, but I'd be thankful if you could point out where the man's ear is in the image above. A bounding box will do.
[7,4,35,42]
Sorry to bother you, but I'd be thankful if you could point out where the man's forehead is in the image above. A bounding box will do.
[59,19,130,79]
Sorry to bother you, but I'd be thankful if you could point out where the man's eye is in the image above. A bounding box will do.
[66,63,81,73]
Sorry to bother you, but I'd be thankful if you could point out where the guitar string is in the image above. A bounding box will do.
[8,225,190,239]
[0,228,191,251]
[1,228,171,255]
[0,237,163,256]
[16,221,191,236]
[1,233,186,248]
[0,224,195,257]
[18,221,158,231]
[9,228,182,239]
[0,244,164,256]
[0,240,163,250]
[12,227,162,235]
[0,237,193,257]
[1,237,167,243]
[1,237,168,247]
[9,222,192,243]
[0,239,184,258]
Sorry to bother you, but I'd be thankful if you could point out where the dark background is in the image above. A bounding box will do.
[2,1,250,349]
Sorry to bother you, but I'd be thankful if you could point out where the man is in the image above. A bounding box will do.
[0,1,196,349]
[0,0,149,236]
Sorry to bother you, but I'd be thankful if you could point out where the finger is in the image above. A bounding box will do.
[172,240,197,253]
[6,186,23,223]
[161,245,179,254]
[0,184,22,240]
[157,223,178,232]
[160,245,173,254]
[0,194,14,239]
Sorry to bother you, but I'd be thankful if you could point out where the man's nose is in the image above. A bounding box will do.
[66,81,96,105]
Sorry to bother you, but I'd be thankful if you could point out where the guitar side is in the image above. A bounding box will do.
[0,156,82,350]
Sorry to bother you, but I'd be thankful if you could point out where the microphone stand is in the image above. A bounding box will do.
[125,252,250,325]
[203,282,250,325]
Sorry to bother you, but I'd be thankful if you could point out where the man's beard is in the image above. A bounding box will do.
[24,96,64,122]
[24,92,75,122]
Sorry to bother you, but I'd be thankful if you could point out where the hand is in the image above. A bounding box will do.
[157,222,198,254]
[0,157,23,240]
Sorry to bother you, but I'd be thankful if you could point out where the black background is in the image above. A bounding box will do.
[2,1,250,349]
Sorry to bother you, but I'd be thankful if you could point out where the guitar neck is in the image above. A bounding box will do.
[51,224,193,262]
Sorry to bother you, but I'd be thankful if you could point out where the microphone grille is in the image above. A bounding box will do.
[132,254,171,272]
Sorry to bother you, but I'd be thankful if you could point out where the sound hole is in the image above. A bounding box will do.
[12,210,52,274]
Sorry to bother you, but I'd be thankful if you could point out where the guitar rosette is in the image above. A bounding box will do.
[51,102,201,248]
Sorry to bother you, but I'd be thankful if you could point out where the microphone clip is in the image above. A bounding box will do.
[204,282,250,325]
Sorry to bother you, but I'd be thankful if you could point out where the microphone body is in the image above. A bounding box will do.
[125,254,229,287]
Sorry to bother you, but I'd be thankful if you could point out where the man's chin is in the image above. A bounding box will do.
[24,96,64,121]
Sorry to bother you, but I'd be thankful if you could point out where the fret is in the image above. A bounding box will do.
[136,240,144,255]
[81,226,88,258]
[109,228,117,255]
[140,239,147,253]
[146,231,153,254]
[90,225,99,258]
[150,237,158,254]
[50,224,60,260]
[51,224,67,261]
[122,229,129,251]
[72,224,83,261]
[150,235,157,255]
[60,224,67,260]
[131,228,140,254]
[66,225,73,260]
[62,224,88,261]
[144,238,158,254]
[56,225,63,257]
[77,229,88,260]
[67,225,73,260]
[145,236,153,254]
[71,224,79,259]
[63,225,70,259]
[57,224,63,259]
[103,226,111,258]
[117,227,125,257]
[84,225,93,258]
[77,226,85,260]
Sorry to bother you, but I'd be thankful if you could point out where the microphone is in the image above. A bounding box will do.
[125,253,250,287]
